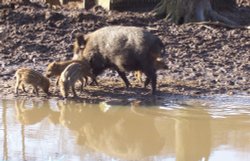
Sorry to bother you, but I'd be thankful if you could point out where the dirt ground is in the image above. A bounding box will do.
[0,1,249,105]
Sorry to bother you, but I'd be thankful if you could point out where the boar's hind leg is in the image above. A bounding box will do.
[71,84,77,98]
[91,78,98,86]
[144,78,150,88]
[144,68,157,95]
[79,78,84,92]
[84,76,88,87]
[32,86,39,96]
[89,74,98,86]
[21,83,27,93]
[115,68,131,88]
[56,77,60,86]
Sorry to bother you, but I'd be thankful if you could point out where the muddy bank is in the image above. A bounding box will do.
[0,2,249,104]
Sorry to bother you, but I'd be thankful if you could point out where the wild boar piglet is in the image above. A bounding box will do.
[59,61,96,98]
[46,59,97,86]
[15,68,50,96]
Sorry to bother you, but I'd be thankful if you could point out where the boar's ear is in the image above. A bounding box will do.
[49,61,56,67]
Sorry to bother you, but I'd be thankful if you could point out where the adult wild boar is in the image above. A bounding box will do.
[74,26,165,94]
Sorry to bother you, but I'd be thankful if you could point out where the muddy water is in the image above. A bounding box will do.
[0,96,250,161]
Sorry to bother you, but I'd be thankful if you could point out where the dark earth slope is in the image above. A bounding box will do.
[0,1,249,104]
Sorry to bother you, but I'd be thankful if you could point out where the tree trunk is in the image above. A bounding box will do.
[152,0,238,25]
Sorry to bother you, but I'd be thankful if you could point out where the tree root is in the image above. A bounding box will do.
[151,0,167,17]
[185,21,250,29]
[207,9,238,26]
[151,0,248,29]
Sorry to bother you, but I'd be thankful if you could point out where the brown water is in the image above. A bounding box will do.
[0,96,250,161]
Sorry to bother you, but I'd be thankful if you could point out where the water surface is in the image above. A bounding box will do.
[0,96,250,161]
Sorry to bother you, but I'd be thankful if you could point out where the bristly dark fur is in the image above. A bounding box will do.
[73,26,165,94]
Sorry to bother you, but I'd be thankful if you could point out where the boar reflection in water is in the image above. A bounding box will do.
[74,26,165,94]
[175,107,211,161]
[57,100,164,160]
[15,100,59,125]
